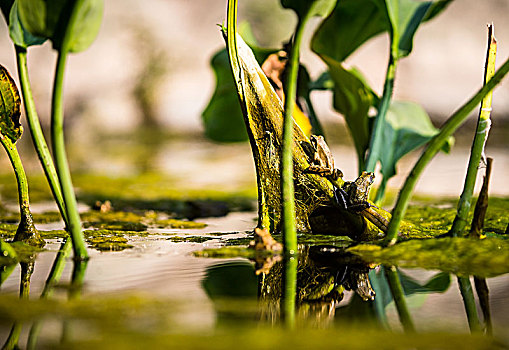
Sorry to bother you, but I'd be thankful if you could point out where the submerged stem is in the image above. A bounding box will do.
[384,266,415,333]
[457,276,482,333]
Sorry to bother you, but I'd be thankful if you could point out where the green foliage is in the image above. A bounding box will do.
[5,1,46,48]
[0,64,22,143]
[17,0,103,52]
[386,0,452,59]
[322,58,377,167]
[202,49,247,142]
[311,0,387,62]
[202,23,277,143]
[379,101,452,179]
[280,0,337,19]
[312,0,452,62]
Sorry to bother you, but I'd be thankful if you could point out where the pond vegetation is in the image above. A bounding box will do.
[0,0,508,348]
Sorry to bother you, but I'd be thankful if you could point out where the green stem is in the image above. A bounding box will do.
[281,255,298,329]
[365,55,396,173]
[0,137,30,220]
[384,55,509,246]
[0,136,42,245]
[51,0,88,260]
[449,26,496,237]
[15,46,68,224]
[384,266,415,333]
[457,276,482,333]
[281,14,310,256]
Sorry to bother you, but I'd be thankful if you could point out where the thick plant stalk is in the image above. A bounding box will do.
[384,54,509,246]
[282,15,312,256]
[51,0,89,260]
[449,25,496,237]
[15,46,68,224]
[384,266,415,333]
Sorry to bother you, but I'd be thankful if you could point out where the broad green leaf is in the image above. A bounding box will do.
[281,0,337,19]
[311,0,388,62]
[386,0,453,58]
[379,101,451,179]
[202,49,248,142]
[324,56,377,165]
[202,23,277,142]
[312,0,452,62]
[17,0,103,53]
[8,1,46,48]
[0,64,23,143]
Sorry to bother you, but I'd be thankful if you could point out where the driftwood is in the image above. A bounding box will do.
[228,33,389,241]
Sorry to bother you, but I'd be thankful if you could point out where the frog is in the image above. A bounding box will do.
[335,171,375,213]
[304,135,343,181]
[334,171,390,233]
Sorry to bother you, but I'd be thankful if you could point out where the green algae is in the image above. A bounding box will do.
[83,230,146,251]
[84,221,148,232]
[348,237,509,277]
[194,247,259,259]
[155,219,207,229]
[168,236,212,243]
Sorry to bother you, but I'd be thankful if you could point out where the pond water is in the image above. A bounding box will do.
[0,128,508,348]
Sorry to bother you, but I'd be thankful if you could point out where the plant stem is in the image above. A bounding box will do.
[281,14,310,256]
[0,136,43,245]
[384,54,509,246]
[457,276,482,333]
[449,25,496,237]
[365,55,396,173]
[15,46,68,224]
[384,266,415,333]
[51,0,89,260]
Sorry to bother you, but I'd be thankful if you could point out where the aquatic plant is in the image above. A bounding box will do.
[0,64,43,246]
[0,0,104,260]
[384,25,509,245]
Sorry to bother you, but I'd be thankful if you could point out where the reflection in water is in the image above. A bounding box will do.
[203,245,377,328]
[3,258,35,350]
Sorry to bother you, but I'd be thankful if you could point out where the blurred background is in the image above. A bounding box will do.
[0,0,508,197]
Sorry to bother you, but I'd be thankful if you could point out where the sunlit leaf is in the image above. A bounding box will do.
[0,64,23,143]
[281,0,337,19]
[17,0,103,53]
[379,101,451,179]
